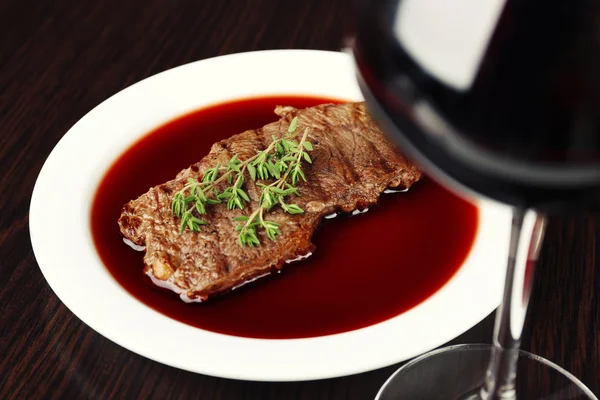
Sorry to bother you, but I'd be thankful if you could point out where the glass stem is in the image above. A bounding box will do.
[481,208,547,399]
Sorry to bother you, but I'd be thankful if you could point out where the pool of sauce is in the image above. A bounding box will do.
[91,96,478,339]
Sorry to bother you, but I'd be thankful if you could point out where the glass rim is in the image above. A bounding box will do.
[375,344,598,400]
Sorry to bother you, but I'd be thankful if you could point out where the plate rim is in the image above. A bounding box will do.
[29,49,511,381]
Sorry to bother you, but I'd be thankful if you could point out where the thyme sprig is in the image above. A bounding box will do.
[171,116,313,246]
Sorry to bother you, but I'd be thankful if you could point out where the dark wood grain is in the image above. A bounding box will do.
[0,0,598,398]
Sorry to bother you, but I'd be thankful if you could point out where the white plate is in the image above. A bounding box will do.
[30,50,511,381]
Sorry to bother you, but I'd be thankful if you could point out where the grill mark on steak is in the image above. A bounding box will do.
[118,102,422,302]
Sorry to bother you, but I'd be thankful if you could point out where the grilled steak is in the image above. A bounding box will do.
[118,102,422,302]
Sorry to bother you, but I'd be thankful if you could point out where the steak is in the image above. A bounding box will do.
[118,102,422,302]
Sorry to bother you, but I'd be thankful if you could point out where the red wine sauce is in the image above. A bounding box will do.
[91,96,478,339]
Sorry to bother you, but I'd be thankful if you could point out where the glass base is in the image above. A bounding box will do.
[376,344,597,400]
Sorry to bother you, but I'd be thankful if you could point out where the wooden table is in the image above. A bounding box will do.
[1,0,598,398]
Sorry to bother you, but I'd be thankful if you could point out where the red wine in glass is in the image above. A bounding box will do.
[355,0,600,212]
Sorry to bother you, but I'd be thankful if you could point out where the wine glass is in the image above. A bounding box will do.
[352,0,600,398]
